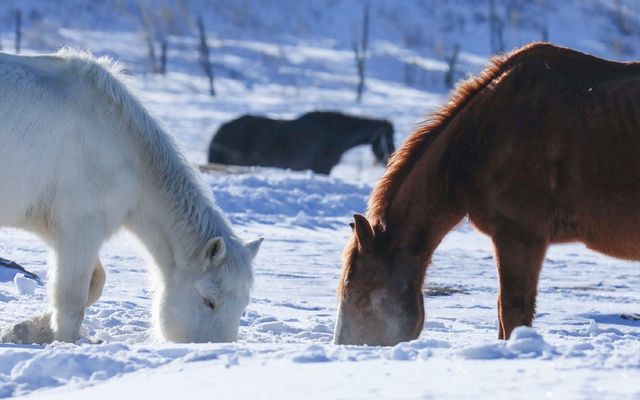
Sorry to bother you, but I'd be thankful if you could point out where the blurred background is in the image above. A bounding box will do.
[1,6,640,395]
[2,0,639,181]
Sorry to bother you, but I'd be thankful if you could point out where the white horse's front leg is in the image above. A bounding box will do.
[49,226,102,343]
[1,261,106,344]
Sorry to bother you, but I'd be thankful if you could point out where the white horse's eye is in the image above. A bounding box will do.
[203,298,216,311]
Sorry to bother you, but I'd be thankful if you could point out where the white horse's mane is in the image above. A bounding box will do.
[55,48,239,259]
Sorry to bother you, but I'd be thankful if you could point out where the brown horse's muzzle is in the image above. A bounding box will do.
[333,297,422,346]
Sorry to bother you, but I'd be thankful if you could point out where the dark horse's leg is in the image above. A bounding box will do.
[492,224,548,339]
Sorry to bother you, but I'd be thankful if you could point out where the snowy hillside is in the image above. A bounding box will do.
[0,0,639,399]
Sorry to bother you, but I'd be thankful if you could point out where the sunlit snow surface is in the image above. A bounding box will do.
[2,168,639,399]
[0,1,640,397]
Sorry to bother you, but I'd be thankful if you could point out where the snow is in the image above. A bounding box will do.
[12,275,37,297]
[460,327,557,360]
[0,0,640,398]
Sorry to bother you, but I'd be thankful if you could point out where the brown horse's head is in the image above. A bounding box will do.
[334,214,425,346]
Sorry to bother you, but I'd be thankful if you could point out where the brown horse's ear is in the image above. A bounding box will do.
[353,214,375,251]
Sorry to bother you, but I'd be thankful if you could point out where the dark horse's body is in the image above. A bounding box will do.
[335,42,640,346]
[208,111,395,174]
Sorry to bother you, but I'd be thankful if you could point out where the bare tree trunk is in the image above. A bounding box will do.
[444,43,460,89]
[143,31,158,73]
[541,24,549,42]
[353,3,369,103]
[489,0,495,52]
[15,10,21,54]
[196,16,215,96]
[353,43,364,102]
[488,0,504,54]
[139,7,159,73]
[495,18,504,52]
[160,40,168,75]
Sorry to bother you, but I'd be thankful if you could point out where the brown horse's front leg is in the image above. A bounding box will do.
[492,227,548,339]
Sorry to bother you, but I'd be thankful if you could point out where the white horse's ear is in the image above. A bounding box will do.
[245,238,263,260]
[202,237,226,267]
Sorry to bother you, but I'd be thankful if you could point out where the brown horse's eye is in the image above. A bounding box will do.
[204,298,216,311]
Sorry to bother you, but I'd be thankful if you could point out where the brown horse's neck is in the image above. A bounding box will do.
[362,42,531,280]
[374,131,466,273]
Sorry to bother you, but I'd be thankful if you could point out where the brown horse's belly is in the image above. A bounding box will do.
[568,211,640,260]
[582,232,640,261]
[468,194,640,261]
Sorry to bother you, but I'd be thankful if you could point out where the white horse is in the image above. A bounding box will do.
[0,48,262,344]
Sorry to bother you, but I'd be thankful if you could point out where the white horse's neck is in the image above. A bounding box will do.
[127,182,235,275]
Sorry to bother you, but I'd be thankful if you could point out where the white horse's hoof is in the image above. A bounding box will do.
[0,314,54,345]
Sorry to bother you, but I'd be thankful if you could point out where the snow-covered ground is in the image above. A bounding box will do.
[1,1,640,398]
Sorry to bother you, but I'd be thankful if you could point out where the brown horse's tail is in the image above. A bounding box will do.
[368,42,555,220]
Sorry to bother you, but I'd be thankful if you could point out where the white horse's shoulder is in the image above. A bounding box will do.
[0,50,125,96]
[0,52,78,100]
[0,53,43,88]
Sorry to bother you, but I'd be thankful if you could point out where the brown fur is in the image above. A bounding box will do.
[336,42,640,345]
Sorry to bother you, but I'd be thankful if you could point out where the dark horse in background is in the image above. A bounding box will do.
[335,42,640,346]
[208,111,395,174]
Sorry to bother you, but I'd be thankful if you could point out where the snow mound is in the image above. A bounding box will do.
[460,327,556,360]
[0,343,249,398]
[384,338,452,361]
[13,274,37,296]
[291,345,331,363]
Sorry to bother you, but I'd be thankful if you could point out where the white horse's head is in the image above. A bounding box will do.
[154,236,262,343]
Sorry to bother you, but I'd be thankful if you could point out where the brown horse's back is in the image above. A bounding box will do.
[447,45,640,258]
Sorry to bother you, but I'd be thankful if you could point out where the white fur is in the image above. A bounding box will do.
[0,49,260,343]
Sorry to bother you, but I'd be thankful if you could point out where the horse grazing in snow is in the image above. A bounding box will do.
[208,111,395,174]
[334,42,640,346]
[0,49,262,344]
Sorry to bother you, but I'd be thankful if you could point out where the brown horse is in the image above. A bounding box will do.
[334,42,640,346]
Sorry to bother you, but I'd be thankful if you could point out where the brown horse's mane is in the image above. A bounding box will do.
[338,42,598,296]
[367,42,640,226]
[368,43,548,224]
